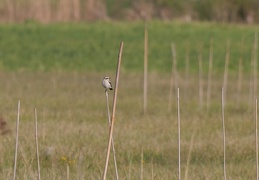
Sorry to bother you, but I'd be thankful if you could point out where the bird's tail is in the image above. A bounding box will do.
[109,88,113,90]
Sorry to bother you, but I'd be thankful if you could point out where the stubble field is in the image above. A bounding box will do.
[0,21,259,179]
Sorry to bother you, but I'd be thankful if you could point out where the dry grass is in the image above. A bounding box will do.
[0,71,257,179]
[0,0,107,23]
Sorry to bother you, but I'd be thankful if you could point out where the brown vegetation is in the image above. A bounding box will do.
[0,115,11,135]
[0,0,259,23]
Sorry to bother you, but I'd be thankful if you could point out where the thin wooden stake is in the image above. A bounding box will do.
[236,58,243,106]
[221,87,227,180]
[254,32,258,102]
[249,33,258,105]
[34,108,41,180]
[173,44,178,91]
[177,88,181,180]
[12,100,20,180]
[143,22,148,114]
[151,157,154,180]
[198,49,203,108]
[207,38,213,109]
[185,43,190,95]
[256,99,258,180]
[102,42,123,180]
[168,43,178,112]
[223,40,230,105]
[66,164,70,180]
[105,90,119,180]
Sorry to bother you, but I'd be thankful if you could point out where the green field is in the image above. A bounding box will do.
[0,21,259,179]
[0,21,258,72]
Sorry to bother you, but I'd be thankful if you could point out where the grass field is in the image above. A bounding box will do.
[0,21,258,72]
[0,21,259,179]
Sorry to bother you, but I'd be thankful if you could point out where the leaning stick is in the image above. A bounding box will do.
[221,87,227,180]
[177,88,181,180]
[105,90,119,179]
[12,100,20,180]
[34,108,41,180]
[184,130,195,180]
[255,99,258,180]
[102,42,124,180]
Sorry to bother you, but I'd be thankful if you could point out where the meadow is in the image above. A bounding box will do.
[0,21,259,179]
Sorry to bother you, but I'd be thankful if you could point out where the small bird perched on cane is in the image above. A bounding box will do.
[102,77,113,91]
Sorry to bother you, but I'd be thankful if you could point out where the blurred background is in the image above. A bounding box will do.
[1,0,259,24]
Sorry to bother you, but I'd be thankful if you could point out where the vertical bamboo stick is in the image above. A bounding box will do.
[198,49,203,108]
[173,44,178,91]
[236,36,245,106]
[66,164,70,180]
[102,42,124,180]
[250,37,255,105]
[168,78,173,113]
[105,90,119,179]
[177,88,181,180]
[185,43,190,96]
[34,108,41,180]
[168,43,178,112]
[223,40,230,105]
[221,87,227,180]
[207,38,213,109]
[143,22,148,114]
[236,58,243,106]
[254,32,258,102]
[255,99,258,180]
[12,100,20,180]
[151,157,154,180]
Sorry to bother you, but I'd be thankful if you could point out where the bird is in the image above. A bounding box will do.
[102,77,113,91]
